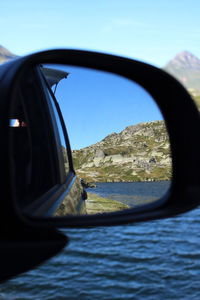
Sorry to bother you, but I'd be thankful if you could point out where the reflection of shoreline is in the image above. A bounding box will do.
[99,193,157,208]
[88,179,171,184]
[87,191,157,209]
[86,192,130,214]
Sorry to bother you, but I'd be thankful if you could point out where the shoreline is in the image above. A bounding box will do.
[86,192,130,214]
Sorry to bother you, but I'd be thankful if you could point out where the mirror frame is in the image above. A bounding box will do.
[2,49,200,229]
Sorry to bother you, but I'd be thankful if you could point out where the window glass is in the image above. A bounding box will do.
[46,89,70,176]
[9,70,65,208]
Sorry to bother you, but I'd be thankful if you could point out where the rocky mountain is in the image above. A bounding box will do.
[73,121,171,182]
[164,51,200,94]
[0,45,16,63]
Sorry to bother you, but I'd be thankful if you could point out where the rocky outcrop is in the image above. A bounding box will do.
[80,178,96,188]
[73,121,172,182]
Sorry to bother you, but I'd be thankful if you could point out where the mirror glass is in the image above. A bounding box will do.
[10,64,172,217]
[43,64,172,216]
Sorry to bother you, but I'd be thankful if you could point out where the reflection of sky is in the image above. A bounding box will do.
[46,64,163,150]
[47,89,67,149]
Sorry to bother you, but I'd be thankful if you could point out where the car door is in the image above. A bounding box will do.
[9,65,86,217]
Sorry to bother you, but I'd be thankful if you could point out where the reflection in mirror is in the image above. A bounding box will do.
[41,64,172,216]
[10,64,171,218]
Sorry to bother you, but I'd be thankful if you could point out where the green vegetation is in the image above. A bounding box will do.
[73,151,94,169]
[72,121,172,183]
[86,192,130,214]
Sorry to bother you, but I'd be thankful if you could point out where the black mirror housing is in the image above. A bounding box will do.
[0,49,200,230]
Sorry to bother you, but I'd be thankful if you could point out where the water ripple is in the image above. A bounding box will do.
[1,183,200,299]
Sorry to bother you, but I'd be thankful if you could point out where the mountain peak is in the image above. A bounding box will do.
[175,50,196,58]
[0,45,16,63]
[164,50,200,92]
[165,51,200,70]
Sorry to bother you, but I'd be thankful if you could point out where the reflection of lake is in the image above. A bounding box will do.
[86,181,171,207]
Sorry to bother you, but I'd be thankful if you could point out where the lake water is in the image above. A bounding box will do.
[88,181,170,207]
[1,182,200,300]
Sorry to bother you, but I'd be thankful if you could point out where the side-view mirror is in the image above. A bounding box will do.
[1,49,200,230]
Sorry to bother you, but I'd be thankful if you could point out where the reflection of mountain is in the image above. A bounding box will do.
[0,45,16,63]
[164,51,200,93]
[73,121,171,182]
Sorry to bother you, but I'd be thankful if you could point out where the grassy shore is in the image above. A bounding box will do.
[86,192,130,214]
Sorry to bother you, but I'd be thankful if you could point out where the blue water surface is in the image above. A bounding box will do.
[0,182,200,300]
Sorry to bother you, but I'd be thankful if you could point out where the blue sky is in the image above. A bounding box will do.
[46,65,162,149]
[2,0,200,149]
[1,0,200,67]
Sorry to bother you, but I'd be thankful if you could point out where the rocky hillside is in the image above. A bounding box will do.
[0,45,16,63]
[73,121,171,182]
